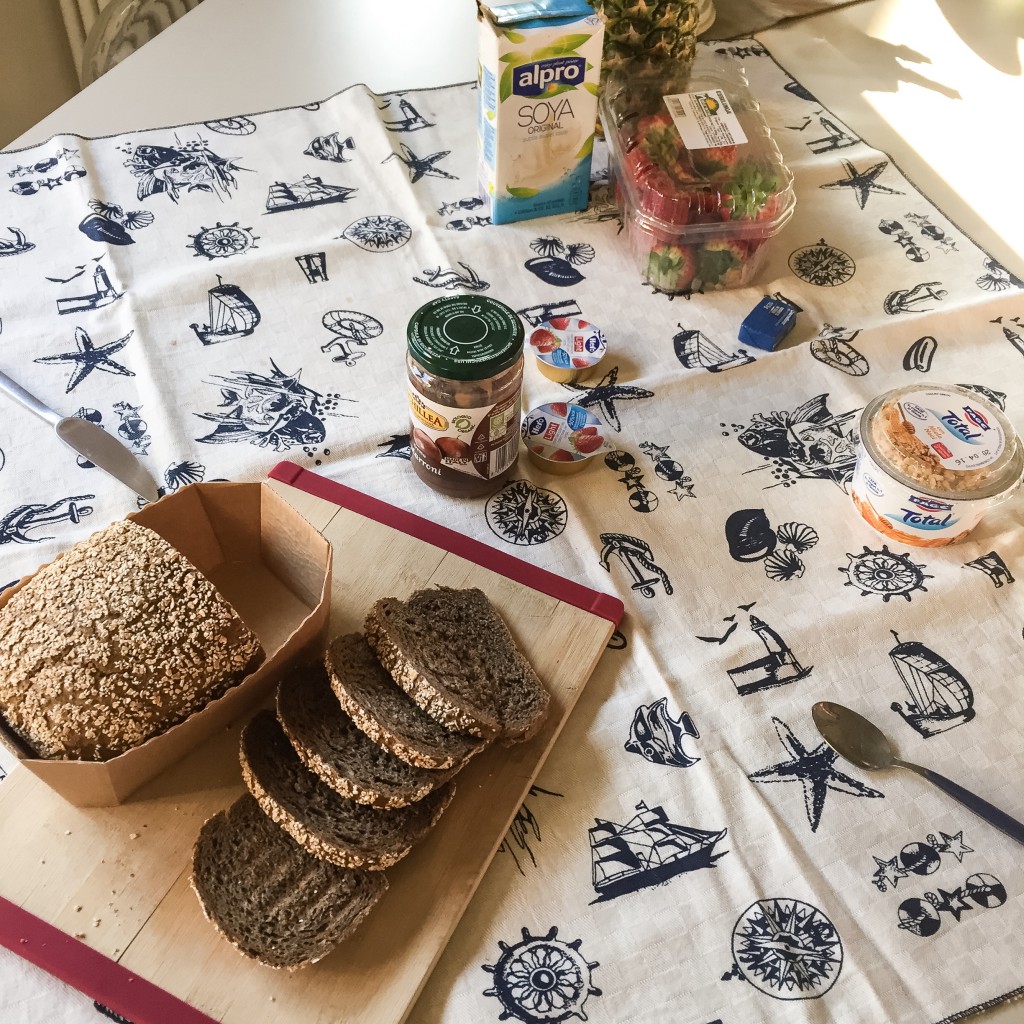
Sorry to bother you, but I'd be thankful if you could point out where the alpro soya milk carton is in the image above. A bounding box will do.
[478,0,603,224]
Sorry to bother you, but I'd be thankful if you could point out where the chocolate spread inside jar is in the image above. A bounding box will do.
[406,294,524,497]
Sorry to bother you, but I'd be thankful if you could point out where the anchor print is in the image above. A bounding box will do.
[589,801,727,902]
[673,325,754,372]
[524,236,595,287]
[888,631,974,737]
[964,551,1014,588]
[727,616,812,694]
[625,698,701,768]
[304,132,354,162]
[840,547,931,602]
[79,198,154,246]
[341,214,411,253]
[34,326,135,392]
[119,136,247,203]
[194,360,356,452]
[191,277,260,345]
[820,158,904,209]
[604,449,658,513]
[413,262,488,291]
[725,898,843,1000]
[497,785,563,874]
[0,495,95,545]
[265,175,357,213]
[54,259,123,314]
[295,252,328,283]
[320,310,383,366]
[788,238,855,286]
[382,142,458,183]
[598,532,672,598]
[482,927,601,1024]
[883,281,948,315]
[561,366,654,432]
[898,874,1006,938]
[93,1002,133,1023]
[728,393,860,491]
[748,716,883,831]
[379,96,435,132]
[485,479,568,545]
[871,831,973,891]
[808,323,869,376]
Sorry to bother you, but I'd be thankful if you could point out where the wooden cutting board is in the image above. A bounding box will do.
[0,462,622,1024]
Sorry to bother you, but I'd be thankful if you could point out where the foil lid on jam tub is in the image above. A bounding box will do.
[851,383,1023,547]
[522,402,609,474]
[529,317,607,384]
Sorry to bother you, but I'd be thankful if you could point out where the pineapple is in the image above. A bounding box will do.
[592,0,700,86]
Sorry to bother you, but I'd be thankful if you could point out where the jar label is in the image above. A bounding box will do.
[409,387,520,480]
[893,389,1006,471]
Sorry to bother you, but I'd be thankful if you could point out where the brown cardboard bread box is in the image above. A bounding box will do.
[0,482,332,806]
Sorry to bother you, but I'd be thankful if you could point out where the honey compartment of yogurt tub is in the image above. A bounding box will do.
[851,384,1023,547]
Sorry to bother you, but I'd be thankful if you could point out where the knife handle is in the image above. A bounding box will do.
[0,370,61,426]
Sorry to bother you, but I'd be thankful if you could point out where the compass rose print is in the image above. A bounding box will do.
[482,926,601,1024]
[727,898,843,1000]
[788,238,855,286]
[486,479,568,545]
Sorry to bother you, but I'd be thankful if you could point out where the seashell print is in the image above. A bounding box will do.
[764,548,805,581]
[775,522,819,553]
[524,256,585,287]
[725,508,776,562]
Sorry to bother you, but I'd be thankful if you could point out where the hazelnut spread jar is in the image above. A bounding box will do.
[406,294,524,496]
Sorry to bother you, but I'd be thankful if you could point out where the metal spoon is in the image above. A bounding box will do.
[812,701,1024,847]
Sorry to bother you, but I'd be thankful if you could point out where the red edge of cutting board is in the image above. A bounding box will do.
[268,461,625,626]
[0,464,624,1023]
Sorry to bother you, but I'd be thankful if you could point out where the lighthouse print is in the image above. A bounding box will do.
[727,616,813,695]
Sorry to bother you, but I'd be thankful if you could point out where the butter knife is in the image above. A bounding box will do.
[0,369,161,504]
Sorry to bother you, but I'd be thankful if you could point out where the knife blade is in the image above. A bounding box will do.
[0,369,161,504]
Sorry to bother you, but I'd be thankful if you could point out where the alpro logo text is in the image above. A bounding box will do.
[512,57,586,97]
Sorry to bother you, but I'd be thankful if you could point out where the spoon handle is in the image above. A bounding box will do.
[896,759,1024,847]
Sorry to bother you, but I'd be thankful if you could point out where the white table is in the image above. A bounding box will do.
[5,1,1024,1021]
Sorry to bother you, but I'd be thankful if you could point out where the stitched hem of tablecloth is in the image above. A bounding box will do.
[0,76,477,156]
[933,987,1024,1024]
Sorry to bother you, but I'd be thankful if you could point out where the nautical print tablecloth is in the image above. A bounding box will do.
[1,36,1023,1024]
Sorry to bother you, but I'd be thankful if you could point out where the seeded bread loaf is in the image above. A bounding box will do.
[364,587,550,744]
[276,660,460,809]
[191,793,387,970]
[325,633,485,771]
[0,518,264,761]
[240,709,454,870]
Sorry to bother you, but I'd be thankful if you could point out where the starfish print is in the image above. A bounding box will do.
[382,143,458,183]
[34,326,135,392]
[871,854,908,891]
[41,177,64,190]
[931,886,972,921]
[670,480,695,499]
[931,830,973,862]
[749,716,884,832]
[820,159,904,209]
[562,366,654,431]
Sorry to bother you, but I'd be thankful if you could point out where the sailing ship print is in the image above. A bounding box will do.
[190,277,260,345]
[888,632,975,737]
[265,175,357,213]
[673,326,754,372]
[56,262,122,314]
[727,616,812,695]
[589,802,727,902]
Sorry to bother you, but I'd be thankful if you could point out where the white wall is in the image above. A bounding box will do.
[0,0,80,149]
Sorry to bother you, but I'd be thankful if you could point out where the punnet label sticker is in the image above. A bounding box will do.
[663,90,748,150]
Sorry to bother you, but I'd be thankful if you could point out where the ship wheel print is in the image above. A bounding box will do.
[482,926,601,1024]
[789,239,855,286]
[731,898,843,1000]
[486,479,568,545]
[839,545,932,602]
[187,221,259,260]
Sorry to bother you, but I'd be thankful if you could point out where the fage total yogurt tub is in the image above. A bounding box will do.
[851,383,1023,546]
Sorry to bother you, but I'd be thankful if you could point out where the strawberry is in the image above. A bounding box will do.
[547,316,571,329]
[696,239,749,287]
[644,243,698,293]
[690,144,738,177]
[530,327,560,351]
[571,357,590,368]
[575,425,598,436]
[549,402,569,417]
[571,431,604,454]
[547,448,576,462]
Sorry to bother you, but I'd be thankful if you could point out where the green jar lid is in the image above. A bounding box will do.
[407,294,524,381]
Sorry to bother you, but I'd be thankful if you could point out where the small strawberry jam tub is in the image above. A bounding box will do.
[851,383,1023,546]
[521,402,609,474]
[529,317,607,384]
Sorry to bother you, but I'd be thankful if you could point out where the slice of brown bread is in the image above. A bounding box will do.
[364,587,550,744]
[276,660,460,809]
[0,518,264,761]
[191,793,387,970]
[325,633,485,771]
[240,709,454,870]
